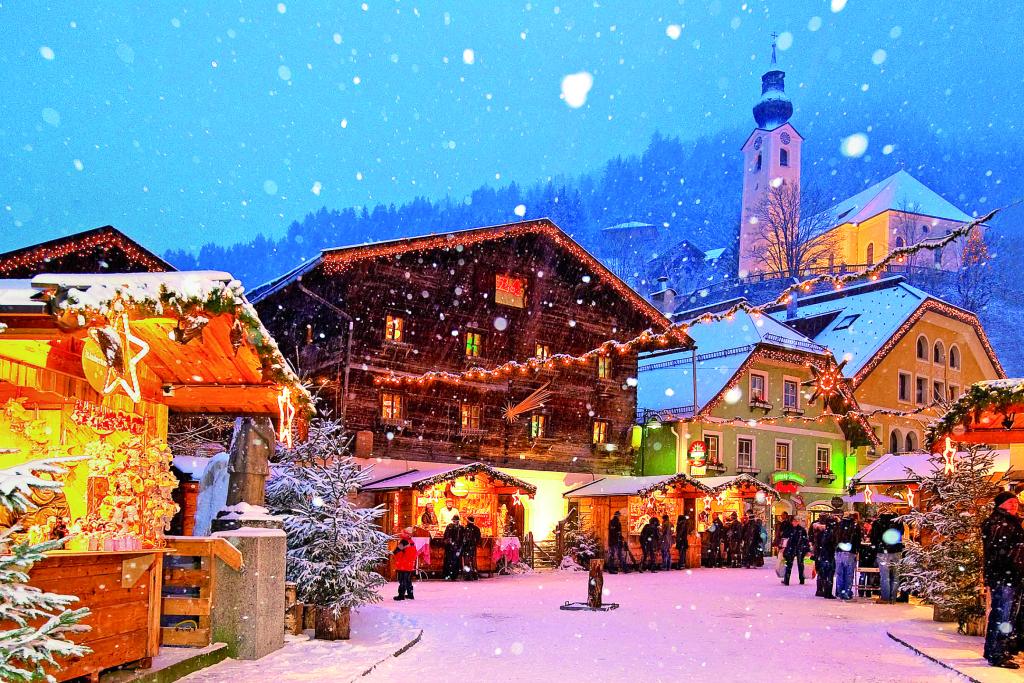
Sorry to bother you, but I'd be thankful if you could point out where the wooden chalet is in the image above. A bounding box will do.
[252,219,691,474]
[0,225,174,277]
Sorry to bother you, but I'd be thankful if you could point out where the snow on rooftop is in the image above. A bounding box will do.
[564,475,676,498]
[851,450,1010,485]
[360,465,458,491]
[704,248,726,261]
[827,170,972,226]
[770,279,928,377]
[0,280,39,309]
[637,310,825,414]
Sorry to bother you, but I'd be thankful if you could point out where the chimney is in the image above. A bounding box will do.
[650,277,676,316]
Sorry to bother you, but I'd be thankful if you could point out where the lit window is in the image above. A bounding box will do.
[530,414,547,439]
[705,434,720,465]
[381,392,403,420]
[775,442,791,471]
[597,355,612,379]
[737,438,754,469]
[783,380,799,410]
[915,377,927,405]
[592,420,610,445]
[385,315,404,342]
[833,314,859,330]
[495,274,526,308]
[461,404,481,431]
[898,372,911,402]
[816,446,831,474]
[749,373,767,404]
[535,343,550,360]
[465,331,483,357]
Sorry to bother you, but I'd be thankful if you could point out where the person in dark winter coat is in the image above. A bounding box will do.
[674,514,689,569]
[706,514,724,567]
[442,515,464,580]
[774,512,792,553]
[981,491,1024,668]
[462,516,482,580]
[782,516,809,585]
[392,529,417,600]
[726,514,744,568]
[607,510,627,573]
[871,512,904,603]
[813,515,838,599]
[743,516,763,568]
[640,517,660,572]
[660,514,674,570]
[834,513,863,600]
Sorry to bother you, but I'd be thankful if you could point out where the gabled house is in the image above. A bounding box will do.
[0,225,174,277]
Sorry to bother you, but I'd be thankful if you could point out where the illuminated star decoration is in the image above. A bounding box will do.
[863,486,873,505]
[802,360,847,411]
[511,489,527,508]
[502,382,553,424]
[906,488,915,507]
[102,314,150,403]
[277,387,296,448]
[703,495,712,511]
[942,437,957,475]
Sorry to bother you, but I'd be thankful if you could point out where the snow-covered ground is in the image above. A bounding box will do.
[183,565,965,683]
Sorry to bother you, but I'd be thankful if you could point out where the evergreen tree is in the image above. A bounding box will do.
[0,460,90,683]
[264,418,390,621]
[897,444,1002,633]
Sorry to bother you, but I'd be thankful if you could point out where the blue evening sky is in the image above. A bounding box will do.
[2,1,1021,253]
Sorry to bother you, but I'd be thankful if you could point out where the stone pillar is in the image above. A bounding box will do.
[211,523,286,660]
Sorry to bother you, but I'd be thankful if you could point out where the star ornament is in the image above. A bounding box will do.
[511,489,527,508]
[102,314,150,403]
[941,437,957,475]
[803,360,847,408]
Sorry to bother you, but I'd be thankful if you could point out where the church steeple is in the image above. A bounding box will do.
[753,34,793,130]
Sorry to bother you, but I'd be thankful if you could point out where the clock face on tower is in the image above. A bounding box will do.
[753,136,762,150]
[780,131,791,145]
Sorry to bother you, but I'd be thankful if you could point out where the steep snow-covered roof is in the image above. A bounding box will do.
[637,310,827,416]
[851,450,1010,485]
[827,170,971,226]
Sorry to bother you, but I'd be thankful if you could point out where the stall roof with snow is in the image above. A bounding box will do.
[564,473,711,498]
[698,473,779,496]
[636,307,830,420]
[361,462,538,496]
[0,271,309,415]
[850,449,1011,487]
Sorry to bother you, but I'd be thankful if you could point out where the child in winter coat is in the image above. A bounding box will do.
[392,529,417,601]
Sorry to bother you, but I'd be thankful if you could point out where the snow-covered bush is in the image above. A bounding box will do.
[562,522,601,567]
[264,418,390,616]
[1,459,90,682]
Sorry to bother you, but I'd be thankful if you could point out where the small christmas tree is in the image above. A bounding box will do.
[1,459,90,682]
[897,444,1001,633]
[264,418,390,640]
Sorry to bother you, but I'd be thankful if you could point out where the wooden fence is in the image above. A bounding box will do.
[160,536,244,647]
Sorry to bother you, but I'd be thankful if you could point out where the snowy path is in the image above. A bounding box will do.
[365,565,962,683]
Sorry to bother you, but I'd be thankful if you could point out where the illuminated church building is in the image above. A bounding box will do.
[736,43,974,278]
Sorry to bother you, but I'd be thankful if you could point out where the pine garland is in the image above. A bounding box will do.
[926,379,1024,449]
[408,463,537,496]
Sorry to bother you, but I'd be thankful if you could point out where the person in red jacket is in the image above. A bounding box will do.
[392,529,417,601]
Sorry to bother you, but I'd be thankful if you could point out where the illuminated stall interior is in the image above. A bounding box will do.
[0,272,309,548]
[697,474,777,538]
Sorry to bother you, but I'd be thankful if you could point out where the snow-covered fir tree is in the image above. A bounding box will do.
[897,444,1002,632]
[265,418,390,617]
[0,460,90,683]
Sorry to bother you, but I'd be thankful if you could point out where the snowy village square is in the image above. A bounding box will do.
[4,1,1024,682]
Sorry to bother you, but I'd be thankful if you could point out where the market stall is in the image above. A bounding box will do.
[361,462,536,578]
[0,272,308,681]
[697,474,777,551]
[564,473,710,568]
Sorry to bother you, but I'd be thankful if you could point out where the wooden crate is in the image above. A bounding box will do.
[25,549,165,683]
[161,536,243,647]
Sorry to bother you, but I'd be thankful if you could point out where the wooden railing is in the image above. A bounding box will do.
[160,536,244,647]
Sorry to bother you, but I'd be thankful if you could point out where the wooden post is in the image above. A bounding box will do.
[302,604,316,631]
[588,559,604,609]
[284,582,301,635]
[314,606,351,641]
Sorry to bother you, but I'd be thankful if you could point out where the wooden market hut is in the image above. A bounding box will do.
[564,473,710,568]
[0,271,308,681]
[360,462,536,578]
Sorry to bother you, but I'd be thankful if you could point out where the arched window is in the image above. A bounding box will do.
[905,431,918,452]
[934,248,943,267]
[889,430,901,455]
[916,335,929,360]
[755,153,762,172]
[921,225,929,235]
[949,345,961,370]
[895,236,905,249]
[933,341,945,364]
[780,148,789,167]
[866,243,874,265]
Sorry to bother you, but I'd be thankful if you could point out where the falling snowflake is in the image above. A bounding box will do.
[840,133,869,158]
[560,72,593,108]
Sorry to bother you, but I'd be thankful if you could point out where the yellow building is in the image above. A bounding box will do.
[770,277,1003,463]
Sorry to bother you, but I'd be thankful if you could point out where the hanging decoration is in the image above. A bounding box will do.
[511,489,528,508]
[687,440,707,468]
[941,437,957,476]
[803,359,847,408]
[863,486,874,505]
[502,382,553,423]
[70,399,145,436]
[84,313,150,403]
[277,387,296,448]
[906,488,915,507]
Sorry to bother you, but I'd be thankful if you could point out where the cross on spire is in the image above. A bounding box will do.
[770,32,779,66]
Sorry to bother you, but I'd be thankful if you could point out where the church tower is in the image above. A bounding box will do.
[738,38,803,277]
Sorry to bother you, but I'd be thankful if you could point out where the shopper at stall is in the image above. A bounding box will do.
[462,515,482,580]
[392,529,417,601]
[813,514,838,599]
[708,513,725,567]
[674,514,688,570]
[442,514,464,581]
[782,515,809,586]
[834,511,862,600]
[871,510,904,603]
[726,513,744,568]
[981,491,1024,669]
[743,515,763,568]
[607,510,627,574]
[640,516,660,572]
[660,514,674,571]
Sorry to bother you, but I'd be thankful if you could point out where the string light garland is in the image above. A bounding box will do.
[277,386,296,448]
[409,462,538,496]
[0,226,169,275]
[377,209,999,389]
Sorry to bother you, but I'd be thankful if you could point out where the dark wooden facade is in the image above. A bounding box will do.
[254,219,685,474]
[0,225,173,277]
